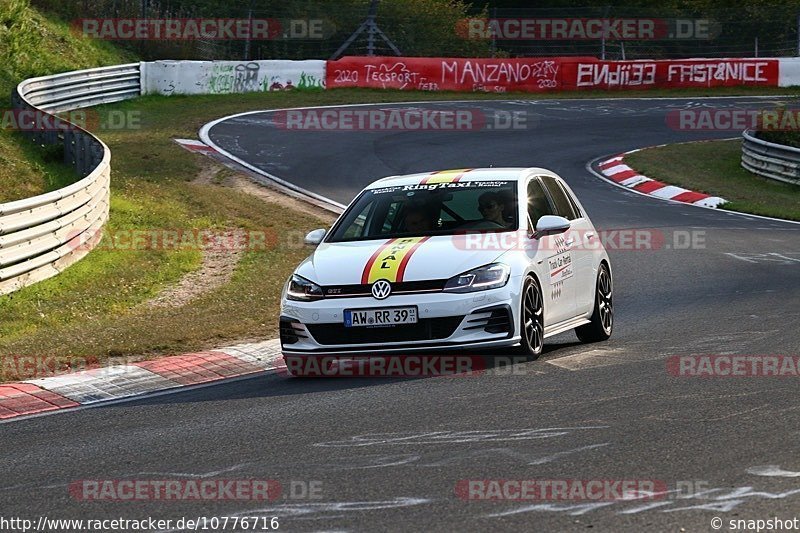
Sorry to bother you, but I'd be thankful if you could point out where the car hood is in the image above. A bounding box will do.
[295,234,508,286]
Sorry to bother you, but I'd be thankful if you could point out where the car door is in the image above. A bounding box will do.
[554,178,598,315]
[527,177,575,325]
[540,175,594,318]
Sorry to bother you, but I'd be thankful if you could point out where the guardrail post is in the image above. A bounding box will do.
[29,108,42,146]
[90,138,104,170]
[43,117,59,145]
[77,133,89,176]
[63,129,75,168]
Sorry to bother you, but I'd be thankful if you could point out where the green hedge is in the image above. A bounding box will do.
[757,131,800,149]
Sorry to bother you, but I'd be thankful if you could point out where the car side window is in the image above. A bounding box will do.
[559,181,583,219]
[341,202,374,239]
[527,179,554,230]
[380,201,402,234]
[541,176,578,220]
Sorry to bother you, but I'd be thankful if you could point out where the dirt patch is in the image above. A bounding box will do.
[195,159,337,222]
[229,174,338,223]
[146,240,244,309]
[193,162,236,187]
[143,160,334,310]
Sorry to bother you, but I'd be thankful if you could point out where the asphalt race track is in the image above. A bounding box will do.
[3,97,800,532]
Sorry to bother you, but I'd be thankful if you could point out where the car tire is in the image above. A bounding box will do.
[514,276,544,360]
[575,263,613,343]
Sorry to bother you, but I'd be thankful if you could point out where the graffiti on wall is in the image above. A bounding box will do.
[203,62,325,93]
[207,62,263,94]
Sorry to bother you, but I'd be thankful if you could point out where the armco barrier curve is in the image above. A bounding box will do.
[741,129,800,186]
[0,64,141,296]
[3,57,800,297]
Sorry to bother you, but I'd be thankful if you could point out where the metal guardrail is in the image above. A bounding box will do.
[0,63,142,296]
[741,129,800,186]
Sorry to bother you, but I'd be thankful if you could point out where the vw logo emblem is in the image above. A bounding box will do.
[371,279,392,300]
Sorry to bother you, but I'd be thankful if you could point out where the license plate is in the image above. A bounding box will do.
[344,306,418,327]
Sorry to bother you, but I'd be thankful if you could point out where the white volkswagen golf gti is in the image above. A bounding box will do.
[280,168,612,367]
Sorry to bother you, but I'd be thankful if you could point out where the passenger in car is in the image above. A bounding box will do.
[477,192,508,227]
[402,204,437,233]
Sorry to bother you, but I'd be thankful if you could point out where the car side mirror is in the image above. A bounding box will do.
[304,228,327,246]
[534,215,570,238]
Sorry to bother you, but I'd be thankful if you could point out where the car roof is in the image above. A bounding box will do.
[364,167,557,189]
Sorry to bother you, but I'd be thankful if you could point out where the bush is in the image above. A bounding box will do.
[757,131,800,148]
[755,106,800,148]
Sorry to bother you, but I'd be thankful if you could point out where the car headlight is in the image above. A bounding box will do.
[286,274,324,301]
[443,263,510,293]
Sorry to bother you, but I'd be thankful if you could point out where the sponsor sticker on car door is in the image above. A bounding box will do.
[548,251,574,283]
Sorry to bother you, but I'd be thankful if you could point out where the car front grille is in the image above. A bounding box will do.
[280,318,308,345]
[305,316,464,345]
[322,279,447,298]
[463,305,513,336]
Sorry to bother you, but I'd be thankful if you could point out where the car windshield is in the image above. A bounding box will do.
[327,180,518,242]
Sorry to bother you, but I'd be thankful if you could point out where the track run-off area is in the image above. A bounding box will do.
[3,96,800,532]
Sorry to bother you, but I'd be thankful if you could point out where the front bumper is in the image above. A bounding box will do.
[280,284,520,354]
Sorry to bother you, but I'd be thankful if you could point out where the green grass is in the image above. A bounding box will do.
[0,0,133,101]
[0,0,135,203]
[625,139,800,221]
